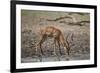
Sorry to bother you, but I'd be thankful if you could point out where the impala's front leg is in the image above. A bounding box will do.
[53,38,57,56]
[57,39,62,56]
[36,35,46,56]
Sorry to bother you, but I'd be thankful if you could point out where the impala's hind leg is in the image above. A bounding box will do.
[53,38,61,61]
[57,39,62,56]
[63,43,70,56]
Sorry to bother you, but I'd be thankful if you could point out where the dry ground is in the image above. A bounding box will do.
[21,10,90,63]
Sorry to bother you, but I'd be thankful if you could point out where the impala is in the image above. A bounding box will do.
[35,26,70,56]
